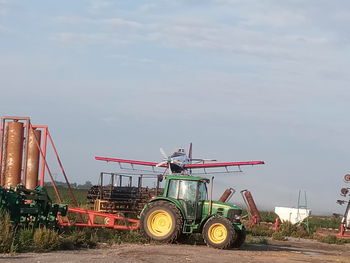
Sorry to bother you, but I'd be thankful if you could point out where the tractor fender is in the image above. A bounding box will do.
[199,214,217,231]
[139,197,186,220]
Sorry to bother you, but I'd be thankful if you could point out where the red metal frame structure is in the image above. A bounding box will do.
[316,225,350,239]
[30,125,48,187]
[29,124,79,207]
[0,116,31,186]
[0,116,142,230]
[58,207,140,230]
[337,223,350,239]
[29,124,141,229]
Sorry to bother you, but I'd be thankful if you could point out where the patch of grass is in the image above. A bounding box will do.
[17,229,34,252]
[0,210,16,253]
[113,230,147,244]
[260,211,278,223]
[278,222,297,236]
[46,186,89,206]
[249,224,274,237]
[245,234,268,244]
[308,216,342,234]
[60,230,97,250]
[59,227,145,247]
[315,235,349,244]
[32,228,60,252]
[272,231,288,241]
[270,222,310,240]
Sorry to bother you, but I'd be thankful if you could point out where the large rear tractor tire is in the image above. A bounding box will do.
[231,229,246,248]
[202,216,236,249]
[140,200,183,243]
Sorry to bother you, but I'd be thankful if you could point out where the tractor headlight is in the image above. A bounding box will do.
[227,209,242,222]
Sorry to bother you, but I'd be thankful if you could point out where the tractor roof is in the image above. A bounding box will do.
[166,175,210,183]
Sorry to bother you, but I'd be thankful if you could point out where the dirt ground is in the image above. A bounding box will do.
[1,238,350,263]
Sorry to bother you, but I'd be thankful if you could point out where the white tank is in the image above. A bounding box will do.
[275,207,311,224]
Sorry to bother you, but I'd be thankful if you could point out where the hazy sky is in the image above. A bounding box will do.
[1,0,350,214]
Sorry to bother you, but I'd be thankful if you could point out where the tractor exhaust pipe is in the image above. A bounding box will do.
[209,176,214,215]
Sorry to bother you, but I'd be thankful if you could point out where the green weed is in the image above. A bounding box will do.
[17,229,34,251]
[0,210,16,253]
[32,228,60,252]
[59,230,97,250]
[113,230,147,244]
[245,234,268,244]
[249,224,274,237]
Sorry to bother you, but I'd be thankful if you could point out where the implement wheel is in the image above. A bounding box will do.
[202,216,236,249]
[231,229,246,248]
[140,200,183,243]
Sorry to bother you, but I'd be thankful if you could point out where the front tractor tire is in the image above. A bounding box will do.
[202,216,237,249]
[140,200,183,243]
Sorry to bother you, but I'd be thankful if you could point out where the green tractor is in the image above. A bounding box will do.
[140,175,245,249]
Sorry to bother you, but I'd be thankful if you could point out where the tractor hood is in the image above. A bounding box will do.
[201,201,243,223]
[205,201,242,211]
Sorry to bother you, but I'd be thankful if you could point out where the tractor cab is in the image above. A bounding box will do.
[165,175,209,220]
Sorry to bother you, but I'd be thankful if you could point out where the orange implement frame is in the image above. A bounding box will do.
[338,223,350,239]
[58,207,140,230]
[316,226,350,240]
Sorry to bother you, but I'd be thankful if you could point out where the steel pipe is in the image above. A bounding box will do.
[241,190,262,223]
[3,122,24,188]
[25,128,41,189]
[218,188,235,203]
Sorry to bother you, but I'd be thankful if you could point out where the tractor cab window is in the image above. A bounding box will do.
[198,181,207,201]
[178,180,197,201]
[167,180,179,199]
[178,180,198,219]
[166,179,206,219]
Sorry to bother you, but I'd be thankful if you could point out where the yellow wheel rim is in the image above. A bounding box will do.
[208,223,228,244]
[147,210,173,237]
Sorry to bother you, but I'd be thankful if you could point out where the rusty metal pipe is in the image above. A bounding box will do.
[0,119,7,186]
[4,121,24,188]
[25,129,41,189]
[241,190,262,223]
[218,188,235,203]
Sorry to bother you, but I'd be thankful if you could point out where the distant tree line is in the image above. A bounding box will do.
[44,180,93,189]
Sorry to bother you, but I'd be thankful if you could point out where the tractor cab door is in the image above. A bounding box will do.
[196,181,207,219]
[178,180,198,219]
[167,179,207,220]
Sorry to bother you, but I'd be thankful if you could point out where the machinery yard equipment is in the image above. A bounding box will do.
[87,172,163,216]
[0,185,67,228]
[0,116,264,249]
[0,116,142,231]
[336,175,350,238]
[316,174,350,239]
[139,175,246,249]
